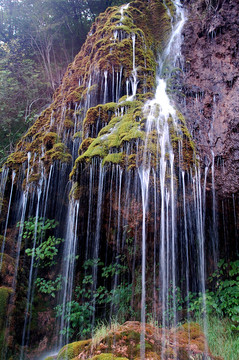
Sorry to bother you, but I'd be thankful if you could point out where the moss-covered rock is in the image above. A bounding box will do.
[53,321,214,360]
[56,339,91,360]
[89,355,129,360]
[70,97,195,183]
[3,0,179,186]
[43,132,58,150]
[43,143,72,164]
[83,103,116,137]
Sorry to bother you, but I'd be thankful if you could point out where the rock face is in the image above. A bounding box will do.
[180,0,239,196]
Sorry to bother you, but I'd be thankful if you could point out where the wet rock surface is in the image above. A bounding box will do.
[180,0,239,196]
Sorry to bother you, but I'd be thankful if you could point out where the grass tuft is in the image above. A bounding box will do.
[201,316,239,360]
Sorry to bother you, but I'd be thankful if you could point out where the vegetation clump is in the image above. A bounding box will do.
[83,103,117,137]
[43,132,58,150]
[71,100,195,182]
[56,340,91,360]
[51,321,212,360]
[89,355,129,360]
[44,143,72,164]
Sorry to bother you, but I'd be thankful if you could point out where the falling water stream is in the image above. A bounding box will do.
[138,1,186,357]
[0,1,233,359]
[0,171,16,269]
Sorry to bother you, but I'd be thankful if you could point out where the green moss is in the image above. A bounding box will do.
[82,84,98,100]
[43,132,58,150]
[0,287,12,351]
[120,126,144,144]
[175,110,197,166]
[89,355,128,360]
[135,341,152,351]
[165,0,176,18]
[97,116,120,137]
[64,118,74,129]
[0,287,12,329]
[4,0,184,182]
[44,143,72,164]
[83,103,116,137]
[5,151,27,169]
[74,136,107,165]
[102,152,123,166]
[73,131,82,139]
[79,138,95,154]
[28,173,41,183]
[69,183,87,200]
[126,331,141,342]
[57,340,91,360]
[71,99,146,178]
[66,86,84,102]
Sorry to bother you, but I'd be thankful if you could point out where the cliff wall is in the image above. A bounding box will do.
[180,0,239,196]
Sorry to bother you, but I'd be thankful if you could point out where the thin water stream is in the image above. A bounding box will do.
[138,1,186,357]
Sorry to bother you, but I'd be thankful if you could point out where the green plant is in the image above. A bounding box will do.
[25,235,64,267]
[56,257,133,339]
[200,315,239,360]
[19,217,58,241]
[35,275,62,298]
[163,284,184,325]
[91,320,120,347]
[23,217,64,268]
[188,259,239,331]
[56,299,94,338]
[21,217,64,299]
[101,256,128,278]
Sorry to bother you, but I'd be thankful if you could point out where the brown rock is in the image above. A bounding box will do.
[178,0,239,196]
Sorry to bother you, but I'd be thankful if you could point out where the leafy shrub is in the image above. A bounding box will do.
[22,217,64,268]
[188,259,239,331]
[56,257,134,339]
[21,217,64,297]
[25,235,64,267]
[35,275,62,298]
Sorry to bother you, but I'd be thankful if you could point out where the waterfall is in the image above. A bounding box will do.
[58,200,80,349]
[20,165,44,359]
[12,152,32,292]
[211,151,218,264]
[138,167,150,359]
[103,71,108,104]
[182,171,189,320]
[91,163,105,328]
[137,1,186,356]
[0,166,9,217]
[128,33,138,100]
[0,0,234,358]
